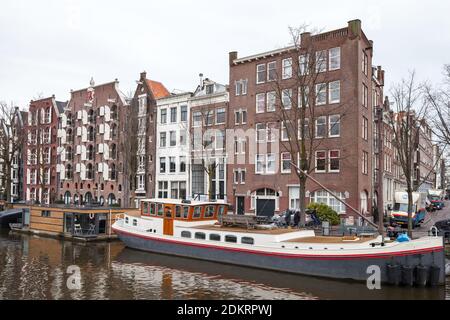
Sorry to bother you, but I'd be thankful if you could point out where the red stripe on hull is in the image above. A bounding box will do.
[113,227,444,261]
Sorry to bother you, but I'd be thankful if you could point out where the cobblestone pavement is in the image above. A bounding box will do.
[414,200,450,238]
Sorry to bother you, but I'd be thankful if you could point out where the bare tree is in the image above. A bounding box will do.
[0,102,26,202]
[266,26,353,226]
[388,71,440,237]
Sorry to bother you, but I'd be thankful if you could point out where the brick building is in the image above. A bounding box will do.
[25,96,66,204]
[57,79,129,206]
[226,20,378,224]
[131,71,170,206]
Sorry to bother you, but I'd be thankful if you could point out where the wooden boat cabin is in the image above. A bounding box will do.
[133,199,229,236]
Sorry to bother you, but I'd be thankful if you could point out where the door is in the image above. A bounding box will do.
[237,197,245,215]
[163,205,174,236]
[256,199,275,217]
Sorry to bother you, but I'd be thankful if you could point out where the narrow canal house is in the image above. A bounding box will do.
[57,78,129,207]
[25,96,66,205]
[226,20,379,224]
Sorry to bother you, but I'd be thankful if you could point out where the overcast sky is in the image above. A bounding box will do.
[1,0,449,108]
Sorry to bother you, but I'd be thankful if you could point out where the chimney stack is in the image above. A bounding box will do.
[199,73,204,88]
[229,51,238,66]
[348,19,362,39]
[300,32,311,48]
[140,71,147,81]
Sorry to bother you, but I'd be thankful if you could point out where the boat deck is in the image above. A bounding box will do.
[191,225,304,235]
[284,236,376,244]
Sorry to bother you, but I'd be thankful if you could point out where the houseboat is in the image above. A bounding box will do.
[112,199,446,285]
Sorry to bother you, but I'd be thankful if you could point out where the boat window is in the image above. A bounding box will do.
[157,204,164,216]
[182,206,189,219]
[204,205,215,218]
[125,217,129,224]
[181,231,191,238]
[193,207,202,219]
[133,219,138,226]
[218,206,225,216]
[209,234,221,241]
[195,232,206,240]
[225,235,237,243]
[150,203,156,216]
[143,202,149,215]
[241,237,254,245]
[165,206,172,218]
[175,206,181,218]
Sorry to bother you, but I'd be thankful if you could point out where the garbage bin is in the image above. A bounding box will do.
[322,221,330,236]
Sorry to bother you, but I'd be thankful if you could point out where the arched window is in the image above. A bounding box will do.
[44,147,50,164]
[66,128,73,143]
[86,163,93,180]
[110,144,117,160]
[99,196,105,206]
[65,164,73,179]
[64,191,71,205]
[88,109,95,123]
[88,126,95,142]
[109,164,117,180]
[85,192,93,205]
[30,188,36,203]
[87,145,94,160]
[111,105,118,120]
[42,188,49,204]
[310,190,346,214]
[110,123,118,138]
[107,193,116,206]
[67,113,72,126]
[45,107,51,123]
[65,146,73,161]
[73,194,79,205]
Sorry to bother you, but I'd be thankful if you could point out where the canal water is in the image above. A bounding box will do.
[0,228,448,300]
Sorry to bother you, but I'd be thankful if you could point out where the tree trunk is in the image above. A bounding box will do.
[208,165,214,201]
[299,175,307,227]
[407,188,413,238]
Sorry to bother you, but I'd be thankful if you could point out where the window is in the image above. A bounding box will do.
[257,64,266,84]
[316,83,327,105]
[315,151,326,173]
[267,61,277,81]
[241,170,246,184]
[192,111,202,127]
[170,107,177,123]
[234,111,241,125]
[266,122,277,142]
[256,123,266,143]
[181,105,187,122]
[256,154,265,174]
[362,84,369,108]
[206,84,214,94]
[158,182,168,198]
[329,47,341,71]
[169,157,176,173]
[315,116,327,138]
[193,207,202,219]
[216,108,226,124]
[235,79,248,95]
[41,211,51,218]
[180,130,186,146]
[266,91,276,112]
[329,81,340,104]
[182,206,189,219]
[160,109,167,124]
[225,235,237,243]
[209,234,221,241]
[181,231,191,238]
[195,232,206,240]
[362,151,369,175]
[160,132,166,147]
[282,89,292,109]
[281,153,291,173]
[241,237,254,245]
[329,150,340,172]
[282,58,293,79]
[329,115,340,137]
[310,190,346,214]
[266,154,276,174]
[316,50,327,73]
[362,116,368,140]
[160,157,166,173]
[281,121,289,141]
[362,51,368,75]
[205,206,215,218]
[206,110,214,126]
[298,86,309,108]
[179,156,186,173]
[299,54,309,75]
[170,131,176,147]
[256,93,265,113]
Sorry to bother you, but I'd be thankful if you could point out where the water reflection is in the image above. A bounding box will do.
[0,229,447,300]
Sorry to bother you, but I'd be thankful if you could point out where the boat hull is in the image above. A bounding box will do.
[114,227,446,285]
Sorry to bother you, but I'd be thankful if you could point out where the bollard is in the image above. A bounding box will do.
[401,265,414,287]
[415,265,429,287]
[387,264,401,286]
[429,265,441,286]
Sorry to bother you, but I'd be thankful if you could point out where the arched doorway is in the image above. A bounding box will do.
[64,191,71,205]
[107,193,116,206]
[85,192,93,205]
[252,188,279,218]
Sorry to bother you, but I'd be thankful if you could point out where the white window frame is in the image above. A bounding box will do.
[282,58,293,79]
[281,152,292,174]
[299,54,309,75]
[329,115,341,138]
[315,83,327,106]
[329,81,340,104]
[266,91,276,112]
[298,86,309,108]
[255,154,265,174]
[256,93,265,114]
[282,89,292,109]
[266,153,276,174]
[329,47,341,71]
[315,151,327,173]
[316,50,327,73]
[315,116,327,138]
[256,123,266,143]
[257,64,266,84]
[267,61,277,81]
[328,150,340,173]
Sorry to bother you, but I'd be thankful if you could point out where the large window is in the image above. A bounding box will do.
[192,111,202,127]
[170,107,177,123]
[170,131,176,147]
[281,153,291,173]
[256,64,266,84]
[180,105,187,122]
[316,83,327,105]
[362,116,368,140]
[266,91,276,112]
[169,157,176,173]
[267,61,277,81]
[315,151,326,173]
[160,132,166,147]
[160,109,167,124]
[216,108,226,124]
[282,89,292,109]
[329,81,340,104]
[362,151,369,175]
[316,50,327,73]
[160,157,166,173]
[310,190,346,214]
[282,58,292,79]
[256,123,266,143]
[315,117,327,138]
[329,47,341,71]
[329,115,341,137]
[299,54,309,75]
[329,150,340,172]
[256,93,265,113]
[158,181,168,198]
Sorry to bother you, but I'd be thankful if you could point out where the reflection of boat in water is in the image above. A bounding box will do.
[113,248,445,300]
[112,199,446,286]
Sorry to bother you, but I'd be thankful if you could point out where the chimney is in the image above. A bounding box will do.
[348,19,362,39]
[300,32,311,48]
[199,73,204,88]
[140,71,147,81]
[229,51,238,66]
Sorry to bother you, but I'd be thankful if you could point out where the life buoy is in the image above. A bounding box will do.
[89,213,95,220]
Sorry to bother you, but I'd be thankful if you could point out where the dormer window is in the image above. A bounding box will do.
[206,84,214,94]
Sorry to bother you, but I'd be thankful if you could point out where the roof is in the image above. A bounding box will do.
[146,79,170,99]
[141,198,229,206]
[56,101,67,114]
